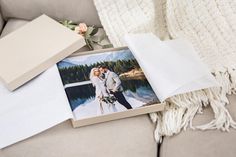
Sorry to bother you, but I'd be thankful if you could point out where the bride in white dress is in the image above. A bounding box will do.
[90,68,117,115]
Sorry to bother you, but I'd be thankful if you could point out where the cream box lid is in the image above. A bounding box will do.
[0,14,85,91]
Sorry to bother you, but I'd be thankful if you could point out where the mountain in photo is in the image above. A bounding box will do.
[57,60,77,68]
[59,49,135,68]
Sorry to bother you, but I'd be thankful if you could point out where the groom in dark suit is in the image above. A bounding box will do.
[99,65,133,109]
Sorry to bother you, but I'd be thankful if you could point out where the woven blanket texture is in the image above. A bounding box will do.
[93,0,236,141]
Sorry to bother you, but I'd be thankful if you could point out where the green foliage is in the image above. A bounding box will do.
[84,26,112,50]
[58,59,140,84]
[59,20,77,30]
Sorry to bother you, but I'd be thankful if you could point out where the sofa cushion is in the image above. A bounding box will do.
[0,18,28,37]
[0,0,101,26]
[160,95,236,157]
[2,116,157,157]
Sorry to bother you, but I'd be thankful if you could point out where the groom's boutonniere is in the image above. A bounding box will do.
[60,20,112,50]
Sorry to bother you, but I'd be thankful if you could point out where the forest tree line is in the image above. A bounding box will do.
[58,59,140,84]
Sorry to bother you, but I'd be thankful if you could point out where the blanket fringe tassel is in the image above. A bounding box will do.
[150,67,236,142]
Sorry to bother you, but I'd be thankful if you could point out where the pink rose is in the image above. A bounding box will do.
[75,23,87,34]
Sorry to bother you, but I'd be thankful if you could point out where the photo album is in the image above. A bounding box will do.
[57,47,162,127]
[0,33,218,148]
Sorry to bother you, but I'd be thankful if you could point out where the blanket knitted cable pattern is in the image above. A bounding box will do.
[94,0,170,46]
[166,0,236,70]
[93,0,236,141]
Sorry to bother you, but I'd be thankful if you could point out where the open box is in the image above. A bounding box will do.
[0,33,216,148]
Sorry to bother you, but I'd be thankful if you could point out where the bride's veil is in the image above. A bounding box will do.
[89,68,98,86]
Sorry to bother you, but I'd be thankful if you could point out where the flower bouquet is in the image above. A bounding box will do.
[60,20,113,50]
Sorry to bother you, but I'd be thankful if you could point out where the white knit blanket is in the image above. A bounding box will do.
[93,0,236,141]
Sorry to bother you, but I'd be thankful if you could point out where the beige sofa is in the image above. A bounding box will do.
[0,0,236,157]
